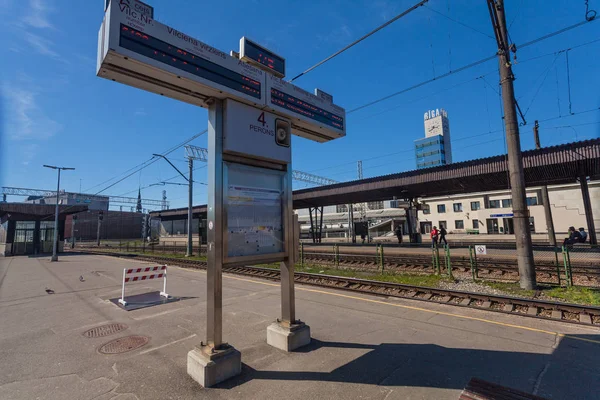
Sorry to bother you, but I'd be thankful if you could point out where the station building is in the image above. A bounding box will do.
[416,181,600,237]
[24,191,109,211]
[0,203,87,256]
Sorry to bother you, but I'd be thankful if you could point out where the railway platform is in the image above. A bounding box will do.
[1,254,599,399]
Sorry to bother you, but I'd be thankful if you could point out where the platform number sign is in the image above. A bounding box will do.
[475,245,487,255]
[258,112,266,127]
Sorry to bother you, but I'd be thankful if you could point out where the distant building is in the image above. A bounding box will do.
[24,191,109,211]
[416,182,600,236]
[415,108,452,169]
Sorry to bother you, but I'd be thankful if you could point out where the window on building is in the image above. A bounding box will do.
[455,220,464,229]
[438,221,446,229]
[437,204,446,213]
[453,203,463,212]
[470,201,480,211]
[336,204,348,213]
[422,204,431,215]
[367,201,384,210]
[502,199,512,208]
[472,220,479,229]
[529,217,535,233]
[526,196,538,206]
[488,200,501,208]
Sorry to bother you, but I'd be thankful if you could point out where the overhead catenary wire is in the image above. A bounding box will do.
[288,0,429,82]
[38,130,208,221]
[348,18,598,114]
[424,5,494,39]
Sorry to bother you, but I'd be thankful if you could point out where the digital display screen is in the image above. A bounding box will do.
[243,40,285,77]
[270,88,344,131]
[120,25,261,99]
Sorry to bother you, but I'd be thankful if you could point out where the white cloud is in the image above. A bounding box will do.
[2,81,62,141]
[317,24,352,46]
[20,144,39,166]
[24,32,59,58]
[22,0,54,29]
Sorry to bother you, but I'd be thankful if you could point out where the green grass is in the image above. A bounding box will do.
[105,249,207,262]
[254,262,448,287]
[544,286,600,306]
[482,281,600,306]
[482,282,537,298]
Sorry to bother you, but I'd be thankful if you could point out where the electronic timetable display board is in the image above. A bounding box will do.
[97,1,265,107]
[266,74,346,142]
[240,37,285,78]
[97,1,346,142]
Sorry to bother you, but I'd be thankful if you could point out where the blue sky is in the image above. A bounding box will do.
[1,0,599,210]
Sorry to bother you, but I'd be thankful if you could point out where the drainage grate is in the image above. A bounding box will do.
[98,335,149,354]
[83,323,128,338]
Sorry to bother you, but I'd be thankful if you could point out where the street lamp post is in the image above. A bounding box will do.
[43,165,75,262]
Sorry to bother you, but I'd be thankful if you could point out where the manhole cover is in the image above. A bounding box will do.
[98,335,149,354]
[83,323,128,338]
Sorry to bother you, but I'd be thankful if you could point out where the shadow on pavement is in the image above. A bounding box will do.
[216,335,600,398]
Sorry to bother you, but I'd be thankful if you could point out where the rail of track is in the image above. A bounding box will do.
[81,249,600,327]
[301,252,600,283]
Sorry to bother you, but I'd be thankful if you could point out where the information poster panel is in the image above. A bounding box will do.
[224,163,285,259]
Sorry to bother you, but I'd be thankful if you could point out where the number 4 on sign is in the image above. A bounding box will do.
[257,112,266,127]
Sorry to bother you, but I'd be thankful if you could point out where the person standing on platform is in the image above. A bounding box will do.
[431,226,439,247]
[439,226,448,246]
[394,225,403,244]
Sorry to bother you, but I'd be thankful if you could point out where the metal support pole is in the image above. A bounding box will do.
[350,205,356,243]
[318,206,324,243]
[300,242,304,267]
[119,268,127,306]
[562,246,572,287]
[206,99,224,350]
[488,0,536,289]
[51,168,61,261]
[435,244,440,275]
[380,245,385,273]
[96,216,102,247]
[187,158,194,257]
[534,121,557,247]
[308,207,315,244]
[554,248,561,286]
[70,216,75,249]
[579,176,597,245]
[469,246,476,281]
[280,167,296,324]
[446,245,453,278]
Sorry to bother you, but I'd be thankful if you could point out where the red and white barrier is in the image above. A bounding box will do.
[118,265,169,306]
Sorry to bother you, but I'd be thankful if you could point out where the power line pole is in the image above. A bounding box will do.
[533,121,557,248]
[43,165,75,262]
[187,157,193,257]
[487,0,536,289]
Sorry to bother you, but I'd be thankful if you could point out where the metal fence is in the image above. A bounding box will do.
[298,242,600,288]
[76,239,600,288]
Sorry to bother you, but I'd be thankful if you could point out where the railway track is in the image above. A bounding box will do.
[302,252,600,283]
[82,244,600,281]
[83,249,600,327]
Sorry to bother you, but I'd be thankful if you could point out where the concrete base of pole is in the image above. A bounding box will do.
[267,321,311,352]
[187,344,241,388]
[50,255,58,262]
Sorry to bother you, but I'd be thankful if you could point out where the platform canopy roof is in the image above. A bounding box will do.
[292,138,600,208]
[149,139,600,216]
[0,203,88,222]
